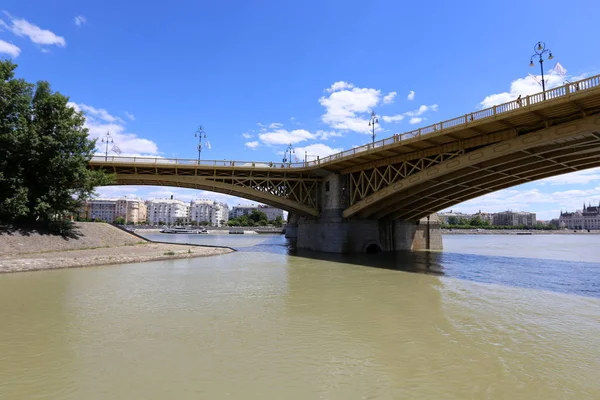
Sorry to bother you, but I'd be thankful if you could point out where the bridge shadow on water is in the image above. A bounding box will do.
[236,236,600,298]
[289,247,446,276]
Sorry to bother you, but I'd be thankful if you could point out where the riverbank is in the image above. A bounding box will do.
[0,222,233,274]
[442,229,600,235]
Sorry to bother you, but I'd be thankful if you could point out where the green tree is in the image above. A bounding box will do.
[469,216,483,226]
[447,216,459,225]
[114,216,126,225]
[249,210,268,224]
[0,60,112,224]
[270,215,284,227]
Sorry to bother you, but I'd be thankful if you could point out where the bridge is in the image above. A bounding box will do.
[90,74,600,253]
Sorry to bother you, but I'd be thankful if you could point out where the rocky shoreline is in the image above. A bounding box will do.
[0,222,234,274]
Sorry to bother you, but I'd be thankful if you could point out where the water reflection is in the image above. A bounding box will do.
[142,232,600,298]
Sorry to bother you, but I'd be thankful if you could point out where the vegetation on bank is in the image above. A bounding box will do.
[76,210,285,228]
[227,210,283,227]
[441,215,557,230]
[441,224,557,230]
[0,60,112,230]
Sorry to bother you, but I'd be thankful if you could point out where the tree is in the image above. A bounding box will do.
[249,210,268,224]
[469,216,483,226]
[447,216,459,225]
[114,216,126,225]
[272,215,283,227]
[0,60,112,225]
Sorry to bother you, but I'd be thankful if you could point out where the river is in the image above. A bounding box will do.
[1,234,599,399]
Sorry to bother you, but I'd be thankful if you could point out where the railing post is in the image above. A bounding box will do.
[493,106,497,115]
[565,84,571,95]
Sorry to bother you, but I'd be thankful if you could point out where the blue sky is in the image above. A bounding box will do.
[2,0,600,220]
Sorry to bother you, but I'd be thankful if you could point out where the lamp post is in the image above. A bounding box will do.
[282,143,295,167]
[529,41,554,99]
[101,131,113,161]
[368,111,378,145]
[194,126,207,162]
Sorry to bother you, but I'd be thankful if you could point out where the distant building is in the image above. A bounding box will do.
[559,202,600,230]
[147,199,188,225]
[473,210,494,224]
[437,211,472,224]
[83,198,147,223]
[492,211,536,227]
[230,204,256,219]
[84,198,117,222]
[189,199,229,226]
[257,205,284,221]
[116,198,147,224]
[230,204,283,221]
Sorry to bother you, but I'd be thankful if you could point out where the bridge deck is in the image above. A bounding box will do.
[90,74,600,174]
[88,75,600,219]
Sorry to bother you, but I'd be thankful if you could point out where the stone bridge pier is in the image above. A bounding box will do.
[287,173,443,253]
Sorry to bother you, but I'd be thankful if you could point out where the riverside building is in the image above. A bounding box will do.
[189,199,229,226]
[83,198,147,223]
[147,199,189,225]
[559,202,600,230]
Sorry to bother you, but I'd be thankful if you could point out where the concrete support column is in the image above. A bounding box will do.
[284,213,298,239]
[295,172,443,253]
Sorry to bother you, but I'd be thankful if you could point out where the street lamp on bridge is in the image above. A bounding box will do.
[368,111,378,145]
[529,41,554,99]
[194,126,208,162]
[101,131,113,161]
[282,143,296,167]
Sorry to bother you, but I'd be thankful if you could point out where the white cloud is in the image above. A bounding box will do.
[76,104,123,123]
[383,91,397,104]
[404,104,438,117]
[327,81,354,93]
[537,167,600,186]
[317,130,343,140]
[258,129,316,145]
[480,69,572,109]
[382,114,405,123]
[407,90,415,101]
[68,102,159,155]
[242,132,253,139]
[409,117,423,124]
[1,12,66,47]
[74,15,87,27]
[320,82,381,134]
[245,141,259,149]
[0,39,20,57]
[124,111,135,121]
[295,143,343,159]
[269,122,283,129]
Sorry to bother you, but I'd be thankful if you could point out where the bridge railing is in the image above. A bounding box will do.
[90,73,600,169]
[315,73,600,165]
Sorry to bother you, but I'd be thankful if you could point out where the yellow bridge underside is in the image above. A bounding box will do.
[90,76,600,220]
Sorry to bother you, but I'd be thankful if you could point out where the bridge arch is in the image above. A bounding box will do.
[90,168,321,217]
[343,115,600,220]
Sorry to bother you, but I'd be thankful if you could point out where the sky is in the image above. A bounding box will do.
[1,0,600,220]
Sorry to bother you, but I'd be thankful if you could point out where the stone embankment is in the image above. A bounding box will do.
[442,229,600,235]
[0,222,233,274]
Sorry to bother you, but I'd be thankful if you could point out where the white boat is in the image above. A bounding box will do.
[160,227,209,234]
